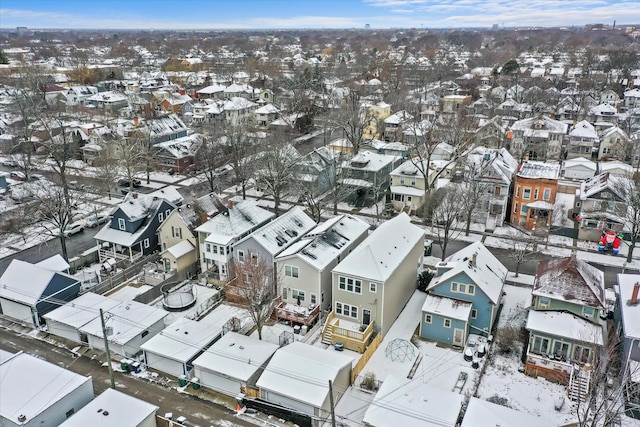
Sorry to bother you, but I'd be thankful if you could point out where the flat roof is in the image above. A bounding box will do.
[43,292,121,329]
[141,317,222,363]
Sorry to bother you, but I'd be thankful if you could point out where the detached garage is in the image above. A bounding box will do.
[0,259,80,328]
[256,342,353,424]
[44,293,121,344]
[141,317,222,378]
[193,332,278,397]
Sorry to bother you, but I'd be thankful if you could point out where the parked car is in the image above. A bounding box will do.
[85,214,110,228]
[63,222,84,237]
[9,171,27,181]
[118,178,141,188]
[1,158,17,167]
[213,164,233,177]
[29,174,46,181]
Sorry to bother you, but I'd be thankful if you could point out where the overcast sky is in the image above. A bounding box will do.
[1,0,639,30]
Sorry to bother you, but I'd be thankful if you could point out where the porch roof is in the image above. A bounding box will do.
[421,294,472,321]
[525,200,554,210]
[525,310,603,346]
[390,185,425,197]
[94,225,145,247]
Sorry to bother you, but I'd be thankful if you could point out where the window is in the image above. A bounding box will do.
[322,291,325,303]
[143,238,150,249]
[237,250,245,262]
[534,188,539,200]
[471,309,477,319]
[553,341,570,358]
[516,186,521,197]
[166,209,170,219]
[521,205,528,216]
[513,202,518,214]
[532,336,550,354]
[543,189,551,201]
[339,277,362,294]
[444,318,452,328]
[425,314,432,323]
[118,218,126,230]
[251,253,258,264]
[212,245,218,254]
[285,265,299,278]
[65,409,75,418]
[335,302,358,318]
[582,306,594,318]
[336,302,343,314]
[573,345,591,363]
[292,289,305,302]
[370,283,377,293]
[158,212,164,222]
[468,285,475,295]
[451,283,458,292]
[538,296,550,309]
[205,243,211,253]
[452,282,475,295]
[172,227,182,238]
[141,330,149,338]
[523,188,531,200]
[311,293,317,304]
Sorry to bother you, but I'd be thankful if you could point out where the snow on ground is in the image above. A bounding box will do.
[553,192,575,227]
[147,171,189,184]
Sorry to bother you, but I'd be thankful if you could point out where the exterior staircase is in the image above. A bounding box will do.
[321,311,335,345]
[568,364,591,402]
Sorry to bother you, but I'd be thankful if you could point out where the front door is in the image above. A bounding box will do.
[363,309,371,325]
[453,328,464,347]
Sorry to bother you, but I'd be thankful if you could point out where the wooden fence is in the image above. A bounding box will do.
[351,333,383,383]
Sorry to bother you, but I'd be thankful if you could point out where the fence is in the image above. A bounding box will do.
[87,253,160,295]
[351,333,383,383]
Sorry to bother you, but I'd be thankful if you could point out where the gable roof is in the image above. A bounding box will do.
[533,255,605,308]
[421,294,472,321]
[580,172,627,200]
[58,388,158,427]
[43,292,121,329]
[197,199,275,245]
[462,397,554,427]
[428,242,507,304]
[332,213,424,282]
[563,156,597,171]
[0,259,76,306]
[238,207,315,257]
[35,254,70,272]
[256,342,352,408]
[276,214,370,271]
[570,120,597,139]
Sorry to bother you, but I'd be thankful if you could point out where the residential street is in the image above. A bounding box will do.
[0,324,254,427]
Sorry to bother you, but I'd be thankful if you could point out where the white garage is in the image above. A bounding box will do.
[193,332,278,397]
[44,293,121,344]
[141,317,222,378]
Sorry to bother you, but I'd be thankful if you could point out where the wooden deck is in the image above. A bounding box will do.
[274,301,321,327]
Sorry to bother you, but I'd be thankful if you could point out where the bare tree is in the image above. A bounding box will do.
[112,131,147,192]
[230,256,277,341]
[209,119,255,199]
[616,177,640,263]
[431,186,464,260]
[255,133,301,216]
[457,178,488,237]
[199,139,231,193]
[330,91,376,155]
[505,231,540,277]
[93,145,121,199]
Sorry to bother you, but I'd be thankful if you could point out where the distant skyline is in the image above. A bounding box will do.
[1,0,639,30]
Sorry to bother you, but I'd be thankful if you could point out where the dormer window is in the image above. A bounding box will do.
[118,218,126,230]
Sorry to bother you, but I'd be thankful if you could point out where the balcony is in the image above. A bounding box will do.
[274,301,321,327]
[524,352,572,384]
[321,311,374,353]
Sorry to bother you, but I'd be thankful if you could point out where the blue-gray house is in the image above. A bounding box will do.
[94,192,176,264]
[421,242,507,346]
[616,274,640,419]
[0,259,80,328]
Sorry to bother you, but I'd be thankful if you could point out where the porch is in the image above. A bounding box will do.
[274,301,321,327]
[99,246,143,264]
[524,352,572,385]
[320,311,375,354]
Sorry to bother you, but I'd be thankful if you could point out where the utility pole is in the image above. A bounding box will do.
[328,380,336,427]
[100,309,116,389]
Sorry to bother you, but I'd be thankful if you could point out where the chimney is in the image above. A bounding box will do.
[228,200,233,209]
[629,282,640,306]
[472,252,477,267]
[133,116,139,126]
[132,192,138,199]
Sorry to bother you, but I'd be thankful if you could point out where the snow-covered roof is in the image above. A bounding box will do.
[197,199,275,246]
[510,115,567,134]
[0,352,92,425]
[276,214,370,271]
[533,255,605,308]
[563,156,597,171]
[525,200,554,209]
[153,133,204,159]
[428,242,507,304]
[141,317,220,363]
[526,310,603,345]
[421,294,472,321]
[579,172,627,200]
[166,240,195,259]
[256,342,353,408]
[43,292,120,329]
[238,206,315,257]
[58,388,158,427]
[384,110,413,124]
[223,96,257,111]
[35,254,70,272]
[118,192,166,223]
[363,374,463,427]
[345,151,400,172]
[570,120,598,139]
[254,103,280,114]
[462,396,553,427]
[333,213,424,283]
[147,186,184,206]
[79,300,168,345]
[86,90,127,103]
[517,161,561,180]
[0,259,76,306]
[197,84,226,95]
[192,332,278,381]
[598,160,634,176]
[390,185,425,196]
[616,274,640,339]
